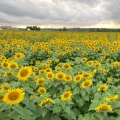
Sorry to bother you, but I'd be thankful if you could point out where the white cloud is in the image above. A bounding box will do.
[0,0,120,28]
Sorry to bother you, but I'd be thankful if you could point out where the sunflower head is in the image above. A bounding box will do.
[81,79,92,89]
[61,91,72,101]
[56,72,65,80]
[95,103,112,112]
[17,66,32,81]
[65,75,72,82]
[1,82,10,92]
[74,74,83,83]
[97,84,108,92]
[3,88,25,105]
[38,87,46,94]
[36,78,45,85]
[46,72,54,80]
[1,61,9,68]
[8,61,19,69]
[14,53,24,60]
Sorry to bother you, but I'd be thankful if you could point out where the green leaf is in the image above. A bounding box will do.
[53,105,62,114]
[50,115,61,120]
[10,82,20,88]
[64,106,70,115]
[0,103,9,112]
[60,101,66,109]
[40,107,48,118]
[78,114,84,120]
[81,89,86,97]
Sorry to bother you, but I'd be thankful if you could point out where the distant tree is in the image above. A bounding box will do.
[26,26,41,31]
[63,27,67,31]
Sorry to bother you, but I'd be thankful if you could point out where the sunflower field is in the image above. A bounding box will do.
[0,30,120,120]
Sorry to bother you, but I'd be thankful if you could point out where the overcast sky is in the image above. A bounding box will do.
[0,0,120,28]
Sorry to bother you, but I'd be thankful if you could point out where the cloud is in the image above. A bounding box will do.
[0,0,120,28]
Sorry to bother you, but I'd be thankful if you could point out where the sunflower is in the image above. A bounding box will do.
[45,68,52,73]
[8,61,18,69]
[62,63,72,69]
[39,98,55,107]
[61,91,72,101]
[14,53,24,60]
[81,58,88,62]
[82,73,93,79]
[74,74,83,83]
[46,72,54,80]
[97,84,108,92]
[81,79,92,89]
[105,95,119,102]
[3,88,25,105]
[36,78,45,85]
[1,61,9,68]
[95,103,112,112]
[55,66,60,72]
[56,72,65,80]
[17,66,32,81]
[87,61,94,67]
[36,61,40,64]
[1,82,10,92]
[65,75,72,82]
[39,69,44,75]
[4,72,13,77]
[38,87,46,94]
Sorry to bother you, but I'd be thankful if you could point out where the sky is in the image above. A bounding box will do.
[0,0,120,28]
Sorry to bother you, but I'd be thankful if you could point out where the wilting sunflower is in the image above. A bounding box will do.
[1,61,9,68]
[62,63,72,69]
[105,95,119,102]
[1,82,10,92]
[38,87,46,94]
[97,84,108,92]
[4,71,13,77]
[82,73,93,79]
[35,78,45,85]
[61,91,72,101]
[17,66,32,81]
[46,72,54,80]
[81,79,92,89]
[56,72,65,80]
[74,74,83,83]
[39,98,55,107]
[95,103,112,112]
[3,88,25,105]
[8,61,19,69]
[65,75,72,82]
[55,66,60,72]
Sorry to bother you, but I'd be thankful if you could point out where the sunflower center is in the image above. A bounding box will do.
[39,80,43,84]
[20,69,28,77]
[48,74,52,78]
[76,76,80,80]
[84,82,89,86]
[58,74,63,79]
[0,95,4,100]
[8,92,19,100]
[17,54,21,58]
[3,63,8,67]
[40,89,45,93]
[64,93,69,98]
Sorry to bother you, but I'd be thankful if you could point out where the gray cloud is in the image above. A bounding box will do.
[0,0,120,28]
